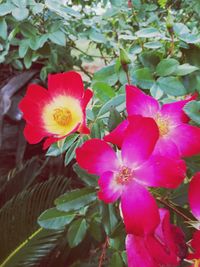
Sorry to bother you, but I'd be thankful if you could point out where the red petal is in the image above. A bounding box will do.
[121,182,160,235]
[98,171,121,203]
[48,71,84,99]
[76,139,119,176]
[135,154,186,188]
[24,124,47,144]
[161,99,193,124]
[126,234,159,267]
[126,85,159,117]
[121,115,159,168]
[189,172,200,220]
[103,120,129,148]
[169,124,200,157]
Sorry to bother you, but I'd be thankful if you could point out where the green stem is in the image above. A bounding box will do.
[0,228,42,267]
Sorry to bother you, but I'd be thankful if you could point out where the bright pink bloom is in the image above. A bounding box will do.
[187,231,200,267]
[19,71,93,149]
[76,116,186,235]
[126,208,186,267]
[105,85,200,157]
[188,172,200,266]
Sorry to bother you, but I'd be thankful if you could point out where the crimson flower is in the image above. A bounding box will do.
[105,85,200,157]
[187,172,200,267]
[76,115,186,235]
[19,71,93,149]
[126,208,186,267]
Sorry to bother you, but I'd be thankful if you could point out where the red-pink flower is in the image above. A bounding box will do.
[188,172,200,266]
[126,208,186,267]
[19,71,93,149]
[76,115,186,235]
[105,85,200,157]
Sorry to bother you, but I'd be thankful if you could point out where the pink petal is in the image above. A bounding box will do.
[98,171,121,203]
[154,137,181,158]
[169,124,200,157]
[135,154,186,188]
[161,99,192,124]
[103,120,129,148]
[126,85,159,117]
[121,116,159,168]
[48,71,84,99]
[189,172,200,220]
[121,182,160,235]
[126,234,159,267]
[76,139,119,176]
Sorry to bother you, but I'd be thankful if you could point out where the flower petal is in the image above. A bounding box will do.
[135,154,186,188]
[126,234,159,267]
[103,120,129,148]
[121,116,159,168]
[126,85,159,117]
[169,124,200,157]
[24,124,47,144]
[98,171,122,203]
[121,182,160,235]
[76,139,119,176]
[189,172,200,220]
[81,88,93,109]
[48,71,84,99]
[161,99,192,124]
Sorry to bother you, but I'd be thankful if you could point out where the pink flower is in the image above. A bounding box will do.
[188,172,200,266]
[105,85,200,157]
[19,71,93,149]
[76,115,186,235]
[126,208,186,267]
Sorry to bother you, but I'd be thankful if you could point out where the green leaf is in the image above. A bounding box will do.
[144,41,162,49]
[49,30,66,46]
[55,187,97,212]
[24,50,32,69]
[73,163,98,186]
[19,40,29,58]
[89,220,104,242]
[12,7,29,20]
[38,208,75,230]
[156,59,179,76]
[93,64,118,86]
[97,94,125,118]
[64,138,83,166]
[93,82,115,103]
[172,64,199,76]
[100,203,118,236]
[150,82,163,99]
[184,100,200,124]
[67,219,88,248]
[139,51,161,71]
[91,121,103,139]
[135,27,161,38]
[0,3,13,16]
[20,22,38,38]
[109,252,124,267]
[157,76,186,96]
[89,30,106,44]
[132,68,154,89]
[46,134,78,157]
[179,33,200,44]
[0,18,7,40]
[108,107,123,131]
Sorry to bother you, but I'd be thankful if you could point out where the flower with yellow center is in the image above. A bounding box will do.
[155,114,170,137]
[19,71,93,149]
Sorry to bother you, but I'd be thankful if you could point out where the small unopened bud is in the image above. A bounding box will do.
[166,12,174,34]
[128,0,132,8]
[119,48,131,67]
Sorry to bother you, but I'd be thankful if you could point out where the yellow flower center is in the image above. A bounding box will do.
[194,259,200,267]
[155,114,169,136]
[116,166,133,185]
[53,108,72,126]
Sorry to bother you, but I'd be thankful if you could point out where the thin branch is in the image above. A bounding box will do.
[98,237,109,267]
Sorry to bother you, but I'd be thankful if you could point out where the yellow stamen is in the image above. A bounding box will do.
[116,166,133,185]
[155,114,169,136]
[194,259,200,267]
[53,108,72,126]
